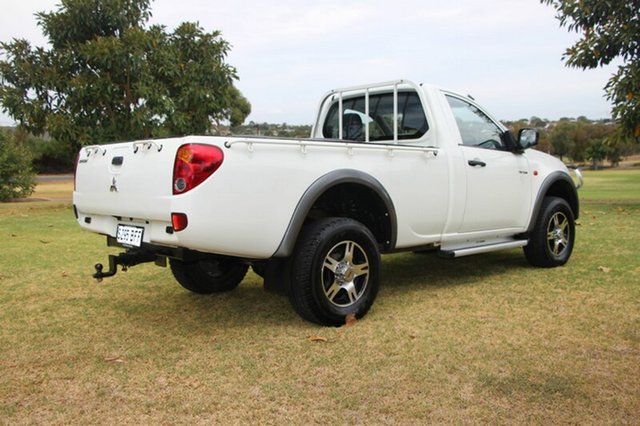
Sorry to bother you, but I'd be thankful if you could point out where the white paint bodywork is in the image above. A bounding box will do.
[73,81,573,259]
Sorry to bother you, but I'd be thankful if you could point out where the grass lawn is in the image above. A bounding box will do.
[1,172,639,424]
[579,168,640,202]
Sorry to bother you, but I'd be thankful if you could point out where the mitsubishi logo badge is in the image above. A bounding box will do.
[110,177,118,193]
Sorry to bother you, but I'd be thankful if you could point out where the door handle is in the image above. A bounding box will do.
[468,159,486,167]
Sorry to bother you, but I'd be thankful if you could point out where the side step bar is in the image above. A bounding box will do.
[439,240,528,258]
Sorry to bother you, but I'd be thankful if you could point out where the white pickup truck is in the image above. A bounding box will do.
[73,79,581,326]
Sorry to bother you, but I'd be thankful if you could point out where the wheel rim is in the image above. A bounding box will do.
[321,240,370,308]
[546,211,570,257]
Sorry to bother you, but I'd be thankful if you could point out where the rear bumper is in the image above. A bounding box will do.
[74,207,180,249]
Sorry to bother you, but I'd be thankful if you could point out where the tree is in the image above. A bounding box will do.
[548,120,574,161]
[547,118,620,163]
[569,121,589,162]
[529,116,547,128]
[0,0,251,153]
[0,129,35,201]
[541,0,640,142]
[585,138,609,169]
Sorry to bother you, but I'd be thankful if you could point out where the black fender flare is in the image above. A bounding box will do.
[272,169,397,257]
[526,171,580,232]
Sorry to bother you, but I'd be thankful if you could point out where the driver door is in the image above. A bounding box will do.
[446,95,531,233]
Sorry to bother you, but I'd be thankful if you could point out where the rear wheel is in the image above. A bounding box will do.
[289,218,380,326]
[524,196,575,267]
[170,256,248,294]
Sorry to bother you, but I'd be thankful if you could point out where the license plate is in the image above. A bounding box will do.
[116,225,144,247]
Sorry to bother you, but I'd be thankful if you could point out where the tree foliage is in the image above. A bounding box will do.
[0,129,35,201]
[548,120,574,161]
[541,0,640,141]
[585,138,609,169]
[504,116,638,166]
[0,0,251,152]
[544,119,636,166]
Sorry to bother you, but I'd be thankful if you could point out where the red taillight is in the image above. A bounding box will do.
[173,144,224,195]
[171,212,189,232]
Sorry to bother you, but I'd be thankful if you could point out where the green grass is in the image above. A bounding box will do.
[579,169,640,202]
[1,177,639,423]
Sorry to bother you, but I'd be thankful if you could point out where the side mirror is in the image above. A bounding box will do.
[517,128,539,150]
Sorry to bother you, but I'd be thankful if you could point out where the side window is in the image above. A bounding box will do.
[322,91,428,141]
[446,95,505,150]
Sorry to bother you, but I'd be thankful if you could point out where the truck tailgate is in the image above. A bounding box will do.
[74,139,180,221]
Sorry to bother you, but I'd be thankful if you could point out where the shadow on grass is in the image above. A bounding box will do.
[106,249,532,330]
[380,249,530,290]
[108,279,299,332]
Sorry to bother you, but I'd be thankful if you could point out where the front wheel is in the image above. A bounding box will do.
[524,196,576,267]
[289,218,380,326]
[170,256,248,294]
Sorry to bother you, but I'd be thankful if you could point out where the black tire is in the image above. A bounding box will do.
[170,256,248,294]
[524,196,575,267]
[289,218,380,326]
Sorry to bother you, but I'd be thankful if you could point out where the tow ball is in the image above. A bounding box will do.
[93,250,163,282]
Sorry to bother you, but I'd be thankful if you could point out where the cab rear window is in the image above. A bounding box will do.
[322,91,428,141]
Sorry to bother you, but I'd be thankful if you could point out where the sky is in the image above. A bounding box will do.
[0,0,621,126]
